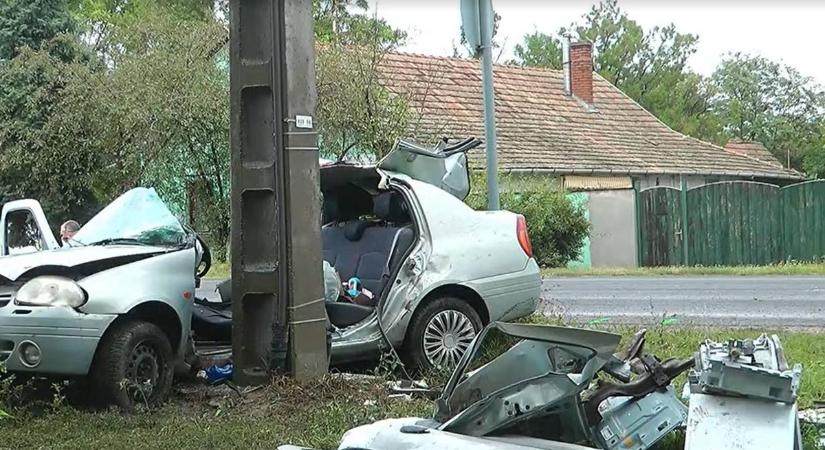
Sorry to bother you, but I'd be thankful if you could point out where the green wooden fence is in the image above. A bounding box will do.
[638,179,825,266]
[782,180,825,261]
[638,187,683,267]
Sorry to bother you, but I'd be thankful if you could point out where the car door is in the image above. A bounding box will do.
[377,138,480,200]
[0,199,59,256]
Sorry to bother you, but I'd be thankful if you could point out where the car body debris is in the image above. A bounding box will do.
[278,325,806,450]
[683,334,803,450]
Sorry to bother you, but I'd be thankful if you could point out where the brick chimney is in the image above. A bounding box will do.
[568,42,593,104]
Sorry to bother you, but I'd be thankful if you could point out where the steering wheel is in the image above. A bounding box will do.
[196,235,212,278]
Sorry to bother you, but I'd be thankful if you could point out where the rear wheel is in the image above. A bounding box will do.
[405,296,482,371]
[91,321,174,410]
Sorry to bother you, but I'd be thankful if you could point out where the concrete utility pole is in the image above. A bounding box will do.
[229,0,328,384]
[461,0,500,210]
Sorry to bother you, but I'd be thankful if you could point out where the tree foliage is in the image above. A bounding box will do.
[313,0,405,47]
[314,0,411,161]
[71,12,231,255]
[0,2,231,252]
[0,34,102,224]
[0,0,410,255]
[0,0,75,60]
[512,0,721,142]
[710,53,825,171]
[316,45,411,161]
[67,0,216,55]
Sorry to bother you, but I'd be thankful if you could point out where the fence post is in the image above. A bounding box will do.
[634,179,642,267]
[680,176,690,266]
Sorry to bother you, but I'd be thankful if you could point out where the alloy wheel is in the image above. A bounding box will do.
[423,309,477,368]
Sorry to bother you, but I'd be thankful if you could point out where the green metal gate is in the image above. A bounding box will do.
[686,182,781,266]
[637,179,825,266]
[782,180,825,261]
[638,187,683,266]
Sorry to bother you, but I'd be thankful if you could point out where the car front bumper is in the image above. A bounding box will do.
[0,305,117,376]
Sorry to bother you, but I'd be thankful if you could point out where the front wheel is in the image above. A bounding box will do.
[91,321,174,410]
[405,296,482,371]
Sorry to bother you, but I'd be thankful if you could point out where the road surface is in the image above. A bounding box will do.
[200,276,825,329]
[542,276,825,329]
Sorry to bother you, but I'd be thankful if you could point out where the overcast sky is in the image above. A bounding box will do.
[366,0,825,85]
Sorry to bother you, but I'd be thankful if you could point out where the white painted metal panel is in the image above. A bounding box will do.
[685,393,798,450]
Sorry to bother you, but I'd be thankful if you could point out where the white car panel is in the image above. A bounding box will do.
[0,199,60,256]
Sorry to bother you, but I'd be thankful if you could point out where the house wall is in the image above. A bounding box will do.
[587,189,637,267]
[565,189,637,268]
[636,174,712,190]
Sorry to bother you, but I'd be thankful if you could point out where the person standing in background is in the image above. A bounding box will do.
[60,220,80,246]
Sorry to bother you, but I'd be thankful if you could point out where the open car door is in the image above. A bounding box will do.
[377,138,480,200]
[0,199,59,256]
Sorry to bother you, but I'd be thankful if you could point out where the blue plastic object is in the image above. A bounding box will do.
[205,363,233,384]
[346,277,362,297]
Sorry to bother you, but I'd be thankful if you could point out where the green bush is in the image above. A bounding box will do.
[467,175,590,268]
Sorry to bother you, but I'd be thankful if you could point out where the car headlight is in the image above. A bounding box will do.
[14,276,87,308]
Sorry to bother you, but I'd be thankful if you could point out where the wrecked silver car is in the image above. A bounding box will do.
[194,138,542,370]
[0,188,210,409]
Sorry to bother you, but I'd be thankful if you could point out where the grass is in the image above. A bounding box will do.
[2,318,823,449]
[544,262,825,277]
[209,261,825,280]
[206,261,230,279]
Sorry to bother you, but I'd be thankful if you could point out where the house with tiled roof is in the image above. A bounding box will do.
[379,43,802,189]
[377,43,804,267]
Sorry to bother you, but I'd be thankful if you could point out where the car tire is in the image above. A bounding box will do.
[91,320,174,410]
[405,296,482,372]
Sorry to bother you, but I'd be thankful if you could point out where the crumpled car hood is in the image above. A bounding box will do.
[0,245,168,281]
[437,322,621,436]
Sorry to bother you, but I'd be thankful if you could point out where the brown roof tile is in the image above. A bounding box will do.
[379,52,803,180]
[725,139,785,167]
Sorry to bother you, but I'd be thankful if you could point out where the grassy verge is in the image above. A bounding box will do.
[206,261,230,279]
[3,319,823,449]
[210,262,825,280]
[544,262,825,277]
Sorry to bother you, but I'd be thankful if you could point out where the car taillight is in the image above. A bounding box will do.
[516,215,533,258]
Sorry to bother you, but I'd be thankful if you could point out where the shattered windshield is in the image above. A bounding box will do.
[72,188,188,248]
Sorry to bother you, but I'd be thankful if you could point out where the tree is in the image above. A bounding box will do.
[316,39,411,162]
[513,31,561,68]
[512,0,721,142]
[69,12,232,256]
[710,53,825,172]
[313,0,405,48]
[67,0,216,54]
[0,34,103,224]
[314,0,412,161]
[0,6,232,253]
[0,0,75,60]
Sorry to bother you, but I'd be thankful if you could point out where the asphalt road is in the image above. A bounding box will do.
[197,279,223,302]
[541,276,825,329]
[200,276,825,329]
